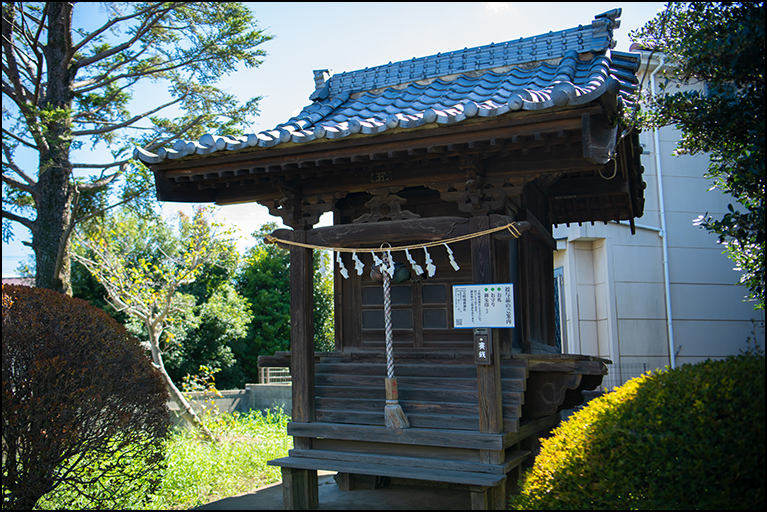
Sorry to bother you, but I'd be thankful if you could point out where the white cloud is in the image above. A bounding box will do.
[484,2,512,14]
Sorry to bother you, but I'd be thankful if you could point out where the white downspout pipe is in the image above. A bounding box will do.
[650,56,676,369]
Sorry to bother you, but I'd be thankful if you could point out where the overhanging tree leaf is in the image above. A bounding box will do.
[631,2,765,309]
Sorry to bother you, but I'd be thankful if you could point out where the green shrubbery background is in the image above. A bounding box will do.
[36,408,292,510]
[511,352,765,510]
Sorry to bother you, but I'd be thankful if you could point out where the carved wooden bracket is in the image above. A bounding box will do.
[424,156,524,214]
[523,371,583,420]
[265,182,336,228]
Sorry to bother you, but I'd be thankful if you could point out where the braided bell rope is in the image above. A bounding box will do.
[382,254,395,380]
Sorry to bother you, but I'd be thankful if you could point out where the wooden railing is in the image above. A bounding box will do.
[259,366,292,384]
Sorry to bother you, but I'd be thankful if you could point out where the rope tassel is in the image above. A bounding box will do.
[382,253,410,430]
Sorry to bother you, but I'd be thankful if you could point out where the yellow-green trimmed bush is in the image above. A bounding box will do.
[510,353,765,510]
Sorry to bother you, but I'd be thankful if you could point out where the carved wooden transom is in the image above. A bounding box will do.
[353,187,421,224]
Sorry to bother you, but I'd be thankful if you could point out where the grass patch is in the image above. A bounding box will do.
[37,408,292,510]
[151,408,292,510]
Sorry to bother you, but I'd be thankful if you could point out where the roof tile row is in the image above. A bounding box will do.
[135,9,639,165]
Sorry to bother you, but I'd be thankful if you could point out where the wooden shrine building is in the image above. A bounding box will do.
[139,8,644,510]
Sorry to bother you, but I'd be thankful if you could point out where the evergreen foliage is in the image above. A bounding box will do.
[510,352,765,510]
[235,222,335,384]
[164,281,251,389]
[631,2,765,309]
[2,2,273,293]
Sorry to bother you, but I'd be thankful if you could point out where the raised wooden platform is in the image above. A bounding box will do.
[261,351,608,509]
[270,415,562,510]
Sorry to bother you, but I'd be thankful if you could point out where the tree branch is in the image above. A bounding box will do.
[25,2,47,105]
[1,208,35,232]
[143,114,205,152]
[71,3,181,71]
[1,83,47,153]
[2,144,37,187]
[71,46,147,93]
[72,158,131,170]
[70,2,167,57]
[15,4,46,104]
[71,52,207,95]
[1,27,34,107]
[77,167,124,191]
[72,97,183,136]
[2,127,37,151]
[74,186,152,225]
[1,169,36,195]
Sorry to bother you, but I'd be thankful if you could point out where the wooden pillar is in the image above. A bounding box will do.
[290,228,315,448]
[281,467,318,509]
[472,216,504,436]
[472,215,506,508]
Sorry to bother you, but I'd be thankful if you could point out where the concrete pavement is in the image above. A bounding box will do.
[194,471,472,510]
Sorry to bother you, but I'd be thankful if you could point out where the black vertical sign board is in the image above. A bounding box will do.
[474,327,492,365]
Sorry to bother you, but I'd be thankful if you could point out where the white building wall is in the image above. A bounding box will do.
[552,52,764,385]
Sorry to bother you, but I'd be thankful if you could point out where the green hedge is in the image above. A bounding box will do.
[510,353,765,510]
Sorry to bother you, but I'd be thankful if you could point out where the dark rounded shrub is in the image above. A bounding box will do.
[510,353,765,510]
[2,285,170,510]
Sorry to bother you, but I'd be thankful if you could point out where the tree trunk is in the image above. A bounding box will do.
[32,1,77,295]
[32,167,74,295]
[147,324,216,441]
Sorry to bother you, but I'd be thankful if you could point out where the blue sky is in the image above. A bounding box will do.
[2,2,666,276]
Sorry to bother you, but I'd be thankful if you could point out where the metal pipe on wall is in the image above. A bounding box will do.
[649,56,676,369]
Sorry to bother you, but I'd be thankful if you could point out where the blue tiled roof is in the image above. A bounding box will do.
[135,9,639,164]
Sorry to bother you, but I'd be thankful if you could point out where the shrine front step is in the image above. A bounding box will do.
[269,449,528,510]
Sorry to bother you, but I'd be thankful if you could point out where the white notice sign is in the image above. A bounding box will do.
[452,283,515,329]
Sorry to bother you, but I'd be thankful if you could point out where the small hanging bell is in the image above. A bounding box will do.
[371,261,410,284]
[370,264,384,283]
[391,262,411,284]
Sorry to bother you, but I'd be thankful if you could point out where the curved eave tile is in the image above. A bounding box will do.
[134,147,161,164]
[290,130,317,144]
[436,108,466,124]
[477,101,511,117]
[323,124,352,139]
[359,119,388,135]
